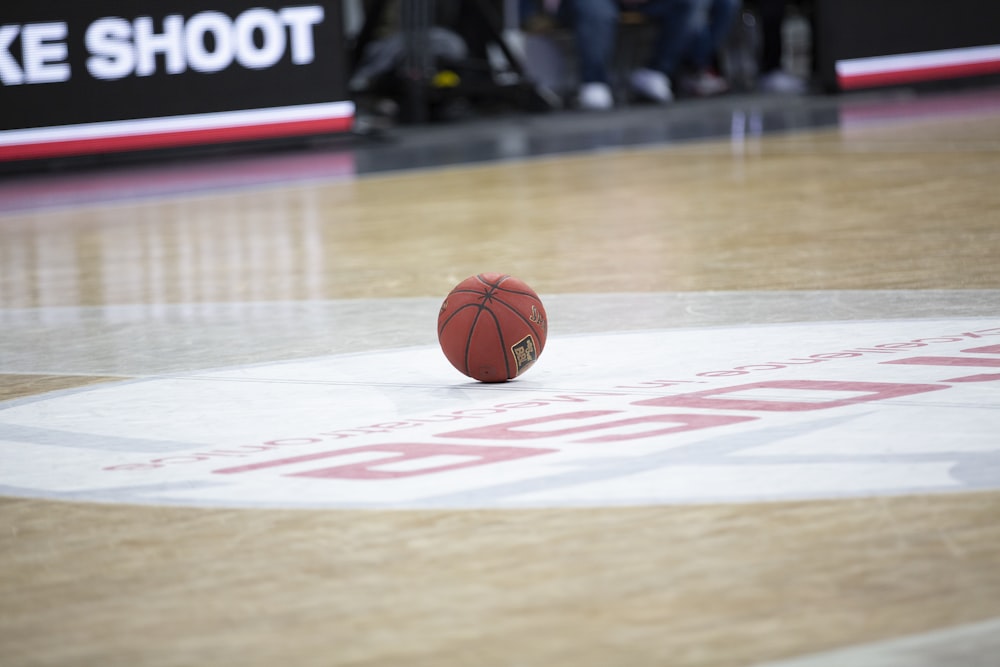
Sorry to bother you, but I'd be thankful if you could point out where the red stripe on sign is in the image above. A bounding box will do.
[839,58,1000,90]
[0,115,354,162]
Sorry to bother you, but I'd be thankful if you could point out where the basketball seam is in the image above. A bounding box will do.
[458,303,486,377]
[443,302,508,379]
[490,295,546,342]
[492,285,538,298]
[438,302,479,335]
[481,307,512,380]
[465,305,482,377]
[476,274,509,289]
[448,289,491,298]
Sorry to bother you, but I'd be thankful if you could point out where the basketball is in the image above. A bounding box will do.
[438,273,548,382]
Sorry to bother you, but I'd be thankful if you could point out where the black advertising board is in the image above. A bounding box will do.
[1,1,352,162]
[815,0,1000,92]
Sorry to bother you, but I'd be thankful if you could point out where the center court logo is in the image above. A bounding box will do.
[0,318,998,508]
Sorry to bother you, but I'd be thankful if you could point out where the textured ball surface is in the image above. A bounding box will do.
[438,273,548,382]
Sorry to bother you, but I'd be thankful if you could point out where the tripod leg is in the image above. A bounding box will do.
[351,0,389,71]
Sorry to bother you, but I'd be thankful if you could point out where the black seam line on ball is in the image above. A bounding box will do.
[492,295,544,340]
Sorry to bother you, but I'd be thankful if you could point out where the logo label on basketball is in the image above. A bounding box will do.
[511,335,538,374]
[530,305,546,332]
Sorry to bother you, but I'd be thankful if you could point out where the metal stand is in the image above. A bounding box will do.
[351,0,558,123]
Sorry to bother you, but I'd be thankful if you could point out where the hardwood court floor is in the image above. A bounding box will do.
[2,87,1000,666]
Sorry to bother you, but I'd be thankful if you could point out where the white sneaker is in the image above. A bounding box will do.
[758,69,806,94]
[629,68,673,103]
[578,82,613,110]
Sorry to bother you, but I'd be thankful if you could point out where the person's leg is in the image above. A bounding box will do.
[688,0,740,69]
[559,0,618,108]
[758,0,786,74]
[625,0,695,102]
[756,0,805,92]
[679,0,738,95]
[637,0,698,77]
[561,0,618,84]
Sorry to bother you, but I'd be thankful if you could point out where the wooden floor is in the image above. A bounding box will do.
[2,87,1000,666]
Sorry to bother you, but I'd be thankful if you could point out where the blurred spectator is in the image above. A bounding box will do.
[678,0,741,96]
[526,0,698,110]
[756,0,807,93]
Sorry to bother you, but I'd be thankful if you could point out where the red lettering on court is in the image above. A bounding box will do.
[634,380,946,412]
[881,344,1000,382]
[213,443,555,479]
[964,345,1000,353]
[438,411,757,443]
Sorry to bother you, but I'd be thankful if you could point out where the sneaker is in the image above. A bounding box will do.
[629,68,673,103]
[578,82,614,110]
[680,70,729,97]
[758,69,806,94]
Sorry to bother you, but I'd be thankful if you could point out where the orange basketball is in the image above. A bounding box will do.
[438,273,548,382]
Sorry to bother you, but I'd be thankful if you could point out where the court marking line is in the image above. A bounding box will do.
[753,616,1000,667]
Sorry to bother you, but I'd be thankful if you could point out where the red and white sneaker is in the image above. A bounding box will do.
[681,70,730,97]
